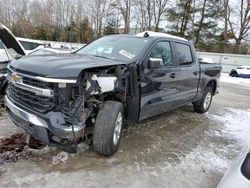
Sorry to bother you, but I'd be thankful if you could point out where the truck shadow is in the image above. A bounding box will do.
[0,104,233,168]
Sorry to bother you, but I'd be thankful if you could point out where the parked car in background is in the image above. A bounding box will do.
[218,146,250,188]
[0,24,74,96]
[0,40,9,97]
[229,66,250,78]
[0,25,26,96]
[5,31,221,156]
[29,48,71,55]
[17,37,45,54]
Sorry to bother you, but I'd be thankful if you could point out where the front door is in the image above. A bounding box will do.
[139,41,179,120]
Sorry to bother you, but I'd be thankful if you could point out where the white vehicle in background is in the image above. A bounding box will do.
[17,37,45,54]
[0,25,26,94]
[29,48,71,55]
[0,24,81,94]
[229,66,250,78]
[17,37,85,53]
[218,146,250,188]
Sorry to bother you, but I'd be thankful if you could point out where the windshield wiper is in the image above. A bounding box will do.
[92,55,113,60]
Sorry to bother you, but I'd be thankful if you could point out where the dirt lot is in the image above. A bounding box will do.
[0,81,250,188]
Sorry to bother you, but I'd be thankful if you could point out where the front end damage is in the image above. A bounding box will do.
[5,64,139,153]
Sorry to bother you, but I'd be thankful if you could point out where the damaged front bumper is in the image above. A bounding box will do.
[4,95,85,153]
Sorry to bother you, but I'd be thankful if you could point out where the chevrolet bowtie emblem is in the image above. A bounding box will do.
[12,73,22,83]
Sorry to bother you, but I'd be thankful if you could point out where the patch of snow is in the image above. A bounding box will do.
[209,108,250,144]
[76,142,89,154]
[51,151,70,165]
[220,73,250,86]
[136,31,187,42]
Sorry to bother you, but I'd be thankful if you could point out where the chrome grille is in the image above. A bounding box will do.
[8,83,55,113]
[22,77,51,89]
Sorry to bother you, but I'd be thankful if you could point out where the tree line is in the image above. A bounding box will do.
[0,0,249,54]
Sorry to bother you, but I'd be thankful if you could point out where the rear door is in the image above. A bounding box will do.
[173,42,200,106]
[139,40,179,120]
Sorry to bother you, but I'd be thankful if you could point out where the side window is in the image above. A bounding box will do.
[149,41,173,66]
[19,41,42,50]
[175,43,193,65]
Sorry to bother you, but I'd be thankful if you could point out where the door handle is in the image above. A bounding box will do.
[193,71,198,75]
[170,73,176,78]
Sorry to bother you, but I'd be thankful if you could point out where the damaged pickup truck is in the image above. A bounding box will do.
[4,31,221,156]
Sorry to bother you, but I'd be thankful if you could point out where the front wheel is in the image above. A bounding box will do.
[193,87,213,113]
[93,101,124,156]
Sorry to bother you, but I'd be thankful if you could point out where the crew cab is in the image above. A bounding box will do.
[4,31,221,156]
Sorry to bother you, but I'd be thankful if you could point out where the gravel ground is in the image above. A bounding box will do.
[0,82,250,188]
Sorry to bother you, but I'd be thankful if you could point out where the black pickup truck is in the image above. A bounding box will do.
[4,31,221,156]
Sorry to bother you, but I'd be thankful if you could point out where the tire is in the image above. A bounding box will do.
[93,101,124,156]
[229,70,238,77]
[193,87,213,113]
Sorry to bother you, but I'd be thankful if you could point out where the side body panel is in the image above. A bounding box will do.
[193,62,222,102]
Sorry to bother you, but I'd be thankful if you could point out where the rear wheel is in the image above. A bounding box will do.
[193,87,213,113]
[229,70,238,77]
[93,101,124,156]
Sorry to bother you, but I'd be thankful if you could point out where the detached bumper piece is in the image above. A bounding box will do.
[4,96,84,153]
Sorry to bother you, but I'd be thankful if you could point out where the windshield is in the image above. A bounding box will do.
[77,36,150,62]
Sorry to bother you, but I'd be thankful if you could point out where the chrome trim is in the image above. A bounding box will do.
[5,95,84,135]
[62,124,85,132]
[8,65,77,83]
[6,74,54,97]
[35,76,77,84]
[4,95,48,128]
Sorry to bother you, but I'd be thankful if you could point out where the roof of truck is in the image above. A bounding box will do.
[136,31,188,42]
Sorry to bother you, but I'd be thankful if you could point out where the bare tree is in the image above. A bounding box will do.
[223,0,229,52]
[136,0,168,31]
[228,0,250,53]
[167,0,193,37]
[194,0,207,46]
[154,0,169,31]
[90,0,111,37]
[114,0,132,34]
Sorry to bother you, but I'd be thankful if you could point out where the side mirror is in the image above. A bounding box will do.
[148,58,162,69]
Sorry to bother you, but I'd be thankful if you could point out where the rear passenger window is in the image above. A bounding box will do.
[175,43,193,65]
[149,41,173,66]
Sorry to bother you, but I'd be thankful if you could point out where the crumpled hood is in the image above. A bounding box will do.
[10,53,128,79]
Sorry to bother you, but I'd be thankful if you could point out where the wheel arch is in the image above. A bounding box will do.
[206,79,217,95]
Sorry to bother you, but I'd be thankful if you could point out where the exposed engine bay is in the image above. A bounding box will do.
[50,64,139,148]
